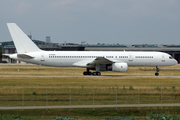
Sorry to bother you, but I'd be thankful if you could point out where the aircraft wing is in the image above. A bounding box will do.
[73,60,93,67]
[87,57,114,66]
[73,57,114,67]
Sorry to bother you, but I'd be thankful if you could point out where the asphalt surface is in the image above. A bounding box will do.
[1,103,180,110]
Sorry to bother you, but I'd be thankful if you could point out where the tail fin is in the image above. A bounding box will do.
[7,23,41,53]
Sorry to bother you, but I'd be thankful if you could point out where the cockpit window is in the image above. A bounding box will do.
[169,56,173,59]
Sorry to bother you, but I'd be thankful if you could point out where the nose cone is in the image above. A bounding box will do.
[174,59,178,65]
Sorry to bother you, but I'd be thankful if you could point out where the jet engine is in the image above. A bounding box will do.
[106,63,128,72]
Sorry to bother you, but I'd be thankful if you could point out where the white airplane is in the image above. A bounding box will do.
[6,23,177,76]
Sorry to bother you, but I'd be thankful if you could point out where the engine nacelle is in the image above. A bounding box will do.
[107,63,128,72]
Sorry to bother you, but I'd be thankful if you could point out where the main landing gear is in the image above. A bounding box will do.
[83,68,101,76]
[155,66,160,76]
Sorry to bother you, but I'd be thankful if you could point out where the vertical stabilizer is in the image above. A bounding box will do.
[7,23,41,53]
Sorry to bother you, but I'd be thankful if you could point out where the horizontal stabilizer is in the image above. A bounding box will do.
[2,54,11,57]
[17,54,34,59]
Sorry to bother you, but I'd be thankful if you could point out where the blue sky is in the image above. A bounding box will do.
[1,0,180,44]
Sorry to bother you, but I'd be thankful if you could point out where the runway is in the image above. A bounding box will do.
[1,103,180,110]
[0,75,180,78]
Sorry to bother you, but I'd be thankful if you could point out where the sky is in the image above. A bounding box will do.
[0,0,180,45]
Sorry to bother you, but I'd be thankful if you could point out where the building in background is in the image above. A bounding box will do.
[81,41,88,45]
[46,36,51,43]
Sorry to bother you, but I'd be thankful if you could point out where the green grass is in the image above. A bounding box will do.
[0,115,34,120]
[1,107,180,120]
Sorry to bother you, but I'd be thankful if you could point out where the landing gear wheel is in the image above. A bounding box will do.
[92,72,101,76]
[93,72,96,76]
[155,66,160,76]
[96,72,101,76]
[155,72,159,76]
[83,68,92,76]
[83,72,88,75]
[88,72,92,75]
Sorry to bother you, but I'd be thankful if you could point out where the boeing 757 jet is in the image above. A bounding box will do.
[6,23,177,76]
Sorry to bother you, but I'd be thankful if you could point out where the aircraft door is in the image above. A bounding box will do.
[41,53,45,61]
[129,54,133,62]
[161,55,165,62]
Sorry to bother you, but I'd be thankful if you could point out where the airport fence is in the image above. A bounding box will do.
[0,87,180,109]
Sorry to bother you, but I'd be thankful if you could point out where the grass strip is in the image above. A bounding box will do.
[1,107,180,120]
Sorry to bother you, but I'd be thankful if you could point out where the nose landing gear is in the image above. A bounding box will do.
[155,66,160,76]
